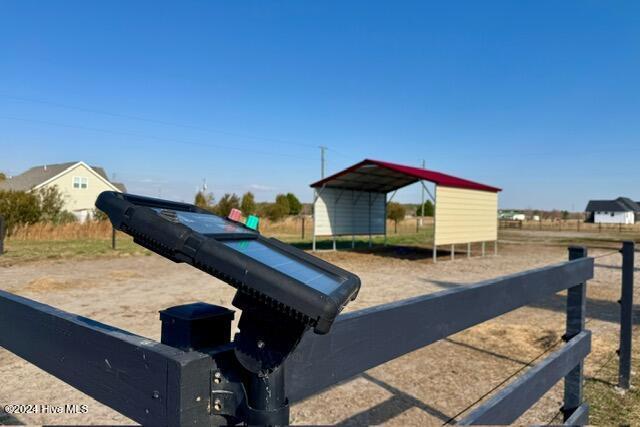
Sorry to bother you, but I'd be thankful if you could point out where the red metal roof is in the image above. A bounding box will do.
[310,159,501,193]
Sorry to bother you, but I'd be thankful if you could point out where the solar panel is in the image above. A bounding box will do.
[97,191,360,334]
[153,208,255,235]
[224,239,345,295]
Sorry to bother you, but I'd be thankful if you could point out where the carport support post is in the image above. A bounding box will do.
[482,241,486,257]
[618,241,634,389]
[451,244,454,261]
[467,243,471,258]
[563,246,588,422]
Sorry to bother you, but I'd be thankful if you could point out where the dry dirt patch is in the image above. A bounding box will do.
[0,243,636,425]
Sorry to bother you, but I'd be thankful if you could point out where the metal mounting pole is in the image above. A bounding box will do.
[467,243,471,258]
[618,241,634,389]
[451,244,455,261]
[482,241,486,257]
[563,246,588,423]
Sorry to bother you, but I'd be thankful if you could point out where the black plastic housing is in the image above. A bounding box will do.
[96,192,360,334]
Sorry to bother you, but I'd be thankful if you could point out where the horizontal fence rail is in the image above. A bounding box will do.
[286,257,594,402]
[458,331,591,425]
[0,290,212,426]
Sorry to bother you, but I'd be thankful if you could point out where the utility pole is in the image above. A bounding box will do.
[420,159,425,226]
[320,146,327,179]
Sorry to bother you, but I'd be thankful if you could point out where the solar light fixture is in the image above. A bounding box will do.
[96,192,360,334]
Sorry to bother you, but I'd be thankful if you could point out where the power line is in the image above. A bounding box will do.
[0,92,320,149]
[0,115,312,161]
[443,331,566,425]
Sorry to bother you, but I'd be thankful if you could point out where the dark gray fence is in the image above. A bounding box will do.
[0,247,596,425]
[618,241,634,389]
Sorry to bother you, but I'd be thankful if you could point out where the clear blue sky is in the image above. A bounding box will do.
[1,1,638,210]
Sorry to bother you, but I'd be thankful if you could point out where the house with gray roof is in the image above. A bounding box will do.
[585,197,640,224]
[0,161,126,221]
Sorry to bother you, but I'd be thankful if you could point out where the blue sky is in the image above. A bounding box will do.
[1,1,638,210]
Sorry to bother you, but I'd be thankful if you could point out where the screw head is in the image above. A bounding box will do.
[257,340,265,349]
[152,390,160,399]
[213,399,222,411]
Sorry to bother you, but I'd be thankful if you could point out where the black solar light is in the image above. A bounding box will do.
[96,191,361,425]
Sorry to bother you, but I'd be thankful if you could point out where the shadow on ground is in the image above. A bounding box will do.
[0,412,24,425]
[336,373,453,425]
[290,240,470,262]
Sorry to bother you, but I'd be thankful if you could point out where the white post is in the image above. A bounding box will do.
[467,242,471,258]
[451,244,455,261]
[482,241,486,257]
[433,245,437,263]
[368,192,372,248]
[312,189,317,252]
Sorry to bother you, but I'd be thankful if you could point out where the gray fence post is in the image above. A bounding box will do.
[563,246,588,422]
[618,241,634,389]
[0,214,4,255]
[111,227,116,250]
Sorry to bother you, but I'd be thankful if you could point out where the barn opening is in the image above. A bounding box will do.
[310,159,502,260]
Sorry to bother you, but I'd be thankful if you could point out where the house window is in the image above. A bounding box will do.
[73,176,88,189]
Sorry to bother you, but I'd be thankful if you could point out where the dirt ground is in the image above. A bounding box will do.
[0,243,637,425]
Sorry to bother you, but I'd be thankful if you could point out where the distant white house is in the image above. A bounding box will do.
[499,211,526,221]
[585,197,640,224]
[0,161,126,222]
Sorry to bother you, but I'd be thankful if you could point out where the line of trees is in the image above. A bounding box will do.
[0,186,76,235]
[194,191,303,222]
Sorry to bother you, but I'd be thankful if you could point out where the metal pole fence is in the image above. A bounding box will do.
[618,241,634,389]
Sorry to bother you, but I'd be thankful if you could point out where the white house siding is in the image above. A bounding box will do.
[313,188,386,236]
[37,163,119,222]
[594,211,635,224]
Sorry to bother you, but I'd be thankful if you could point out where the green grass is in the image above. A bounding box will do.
[278,229,435,251]
[0,237,150,266]
[585,347,640,425]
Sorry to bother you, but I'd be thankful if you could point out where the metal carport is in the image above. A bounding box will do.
[310,159,502,260]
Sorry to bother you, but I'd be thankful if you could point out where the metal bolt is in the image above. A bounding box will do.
[196,396,201,402]
[152,390,160,399]
[213,371,222,384]
[257,340,265,349]
[213,399,222,411]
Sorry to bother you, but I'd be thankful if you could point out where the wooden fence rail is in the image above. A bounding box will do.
[0,248,596,425]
